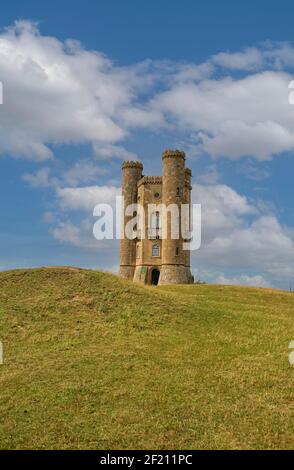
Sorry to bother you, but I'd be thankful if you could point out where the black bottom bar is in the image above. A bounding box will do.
[0,450,293,467]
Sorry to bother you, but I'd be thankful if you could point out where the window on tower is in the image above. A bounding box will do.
[151,211,161,229]
[155,211,160,229]
[152,244,160,257]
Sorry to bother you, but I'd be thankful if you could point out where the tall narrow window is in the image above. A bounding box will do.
[151,211,161,229]
[176,187,180,197]
[155,211,160,229]
[152,244,160,257]
[175,247,179,256]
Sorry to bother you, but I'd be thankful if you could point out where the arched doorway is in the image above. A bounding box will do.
[151,268,160,285]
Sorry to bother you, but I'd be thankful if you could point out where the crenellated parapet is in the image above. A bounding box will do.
[162,149,186,160]
[122,160,143,170]
[137,176,162,187]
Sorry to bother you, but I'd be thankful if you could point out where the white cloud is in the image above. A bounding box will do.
[62,160,107,186]
[56,185,120,211]
[23,160,108,188]
[0,21,144,160]
[153,71,294,160]
[196,164,220,185]
[50,217,119,252]
[200,120,294,160]
[239,161,271,181]
[42,211,56,224]
[192,183,294,281]
[211,42,294,71]
[192,183,257,243]
[2,22,294,163]
[212,47,263,71]
[94,144,138,160]
[22,167,54,188]
[215,273,271,288]
[50,221,81,246]
[200,215,294,279]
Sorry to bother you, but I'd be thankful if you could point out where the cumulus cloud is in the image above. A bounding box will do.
[199,215,294,279]
[239,161,271,181]
[153,71,294,160]
[196,164,220,185]
[0,21,146,160]
[23,160,108,188]
[211,42,294,71]
[2,21,294,162]
[50,219,94,249]
[62,161,107,186]
[192,183,294,281]
[215,273,271,288]
[23,167,54,188]
[93,144,138,160]
[50,221,81,246]
[212,47,264,71]
[50,218,119,252]
[192,183,257,243]
[56,185,120,211]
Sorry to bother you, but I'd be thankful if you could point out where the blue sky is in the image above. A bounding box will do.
[1,0,294,289]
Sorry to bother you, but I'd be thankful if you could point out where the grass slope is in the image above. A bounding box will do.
[0,267,294,450]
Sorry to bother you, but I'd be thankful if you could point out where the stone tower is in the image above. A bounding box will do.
[119,150,193,285]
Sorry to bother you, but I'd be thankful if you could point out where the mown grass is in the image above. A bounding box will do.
[0,267,294,449]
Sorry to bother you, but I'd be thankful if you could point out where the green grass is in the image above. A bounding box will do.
[0,267,294,449]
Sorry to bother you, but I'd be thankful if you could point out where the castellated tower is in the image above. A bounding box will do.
[119,150,193,285]
[119,160,143,280]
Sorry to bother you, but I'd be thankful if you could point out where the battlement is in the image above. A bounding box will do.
[137,176,162,187]
[162,149,186,160]
[122,160,143,170]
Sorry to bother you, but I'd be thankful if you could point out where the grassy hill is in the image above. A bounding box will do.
[0,267,294,450]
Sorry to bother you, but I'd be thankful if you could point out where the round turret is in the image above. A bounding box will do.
[119,160,143,279]
[159,149,192,285]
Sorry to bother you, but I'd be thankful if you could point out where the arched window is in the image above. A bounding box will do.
[152,244,160,257]
[176,187,180,197]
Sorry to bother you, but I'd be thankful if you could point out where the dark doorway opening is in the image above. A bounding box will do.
[151,268,160,286]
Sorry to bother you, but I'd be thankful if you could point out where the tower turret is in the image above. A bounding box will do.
[183,167,192,276]
[119,160,143,279]
[159,150,192,284]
